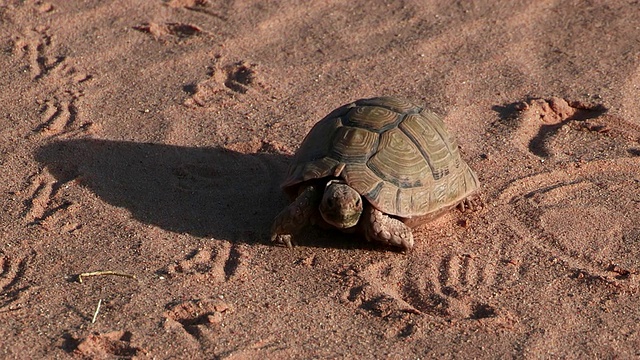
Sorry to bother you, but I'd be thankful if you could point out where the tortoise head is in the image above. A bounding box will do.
[319,180,363,229]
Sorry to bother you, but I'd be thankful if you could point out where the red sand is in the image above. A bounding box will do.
[1,1,639,358]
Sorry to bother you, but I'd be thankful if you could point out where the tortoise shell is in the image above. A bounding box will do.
[282,97,479,224]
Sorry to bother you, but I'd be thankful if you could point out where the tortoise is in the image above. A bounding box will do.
[271,96,480,252]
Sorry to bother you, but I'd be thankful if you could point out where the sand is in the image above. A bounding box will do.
[1,0,639,358]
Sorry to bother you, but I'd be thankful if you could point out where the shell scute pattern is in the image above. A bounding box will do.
[344,105,401,132]
[329,126,378,163]
[283,97,479,220]
[368,127,429,188]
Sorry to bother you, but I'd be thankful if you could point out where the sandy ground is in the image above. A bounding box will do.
[1,0,640,358]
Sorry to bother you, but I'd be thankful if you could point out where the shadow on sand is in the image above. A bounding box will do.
[35,139,290,244]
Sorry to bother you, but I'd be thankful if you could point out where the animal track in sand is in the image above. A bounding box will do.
[164,242,249,282]
[519,98,607,158]
[0,252,34,315]
[13,25,94,138]
[12,26,66,81]
[33,94,94,138]
[134,22,206,41]
[163,298,231,344]
[222,61,259,94]
[340,263,421,320]
[68,331,147,358]
[497,157,640,289]
[398,251,509,320]
[22,170,56,223]
[184,59,264,107]
[21,170,79,228]
[496,97,640,161]
[340,249,518,323]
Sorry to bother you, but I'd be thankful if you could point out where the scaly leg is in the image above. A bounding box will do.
[271,186,321,247]
[457,193,484,212]
[362,206,414,252]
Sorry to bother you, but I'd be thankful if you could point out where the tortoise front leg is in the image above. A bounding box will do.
[271,185,321,248]
[362,206,414,252]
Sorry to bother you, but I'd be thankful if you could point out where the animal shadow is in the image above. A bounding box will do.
[35,139,289,243]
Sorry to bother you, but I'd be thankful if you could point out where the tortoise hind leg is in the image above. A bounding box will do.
[271,185,321,248]
[362,206,414,252]
[457,193,484,213]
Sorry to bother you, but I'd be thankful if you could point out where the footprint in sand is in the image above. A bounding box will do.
[66,331,146,358]
[13,24,91,85]
[339,246,520,323]
[339,262,421,319]
[496,157,640,283]
[336,201,538,326]
[399,250,515,321]
[20,169,79,229]
[163,242,249,282]
[163,298,232,348]
[33,94,95,138]
[133,22,207,41]
[12,26,66,80]
[494,97,640,162]
[0,252,34,314]
[488,96,640,283]
[12,24,95,139]
[184,58,265,107]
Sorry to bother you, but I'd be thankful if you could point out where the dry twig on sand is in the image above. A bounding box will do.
[77,271,137,284]
[91,299,102,324]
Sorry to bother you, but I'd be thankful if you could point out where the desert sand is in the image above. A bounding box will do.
[1,0,639,358]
